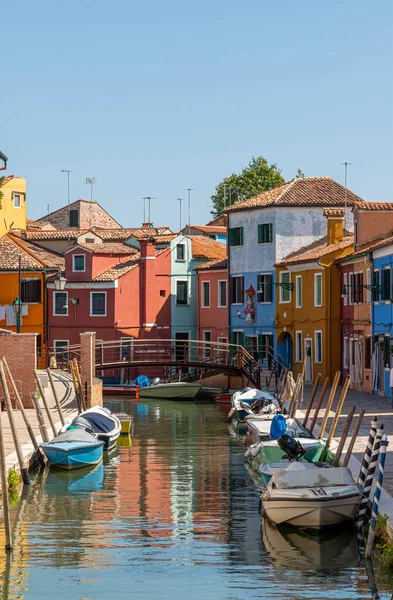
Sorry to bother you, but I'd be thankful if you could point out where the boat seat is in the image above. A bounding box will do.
[74,413,113,433]
[271,466,356,489]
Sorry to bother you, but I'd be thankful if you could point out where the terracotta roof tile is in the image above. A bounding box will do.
[0,234,64,270]
[357,202,393,211]
[128,231,176,242]
[0,176,15,187]
[206,214,227,227]
[187,225,227,235]
[226,177,366,213]
[276,235,354,266]
[94,226,173,241]
[189,236,227,260]
[73,242,137,255]
[339,235,393,260]
[23,229,90,240]
[93,255,140,281]
[195,258,228,271]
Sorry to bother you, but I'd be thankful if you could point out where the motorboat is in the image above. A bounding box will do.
[261,464,361,528]
[41,429,104,470]
[70,406,122,450]
[139,380,202,400]
[229,388,278,422]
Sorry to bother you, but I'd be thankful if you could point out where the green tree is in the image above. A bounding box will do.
[210,156,305,216]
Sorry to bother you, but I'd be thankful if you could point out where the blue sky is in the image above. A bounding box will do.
[1,0,392,230]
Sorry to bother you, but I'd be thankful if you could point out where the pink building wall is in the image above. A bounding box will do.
[197,268,228,343]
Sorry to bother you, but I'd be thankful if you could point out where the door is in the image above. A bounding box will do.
[175,332,189,362]
[304,338,312,381]
[245,335,258,360]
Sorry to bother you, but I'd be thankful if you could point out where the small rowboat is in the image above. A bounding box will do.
[70,406,122,451]
[41,429,104,470]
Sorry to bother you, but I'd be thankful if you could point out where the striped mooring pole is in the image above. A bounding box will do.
[357,425,384,529]
[357,417,378,492]
[365,434,389,559]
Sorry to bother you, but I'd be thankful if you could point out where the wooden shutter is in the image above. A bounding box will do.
[240,276,244,301]
[258,224,263,244]
[228,228,235,246]
[238,227,243,246]
[372,271,380,302]
[359,272,364,303]
[257,275,262,302]
[229,277,234,304]
[266,274,272,302]
[267,223,272,243]
[258,334,264,360]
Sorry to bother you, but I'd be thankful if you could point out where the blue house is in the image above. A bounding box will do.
[371,240,393,396]
[226,176,365,366]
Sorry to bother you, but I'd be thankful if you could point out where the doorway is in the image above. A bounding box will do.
[175,332,189,362]
[246,335,258,361]
[304,338,312,381]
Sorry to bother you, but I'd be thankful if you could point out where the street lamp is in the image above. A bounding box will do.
[54,276,67,291]
[12,297,22,333]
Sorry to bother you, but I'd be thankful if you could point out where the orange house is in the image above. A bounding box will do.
[0,233,63,356]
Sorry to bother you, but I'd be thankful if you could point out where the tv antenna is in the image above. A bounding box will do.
[340,162,353,233]
[37,204,50,216]
[176,198,185,231]
[85,177,96,229]
[61,170,72,205]
[142,197,155,223]
[184,188,195,235]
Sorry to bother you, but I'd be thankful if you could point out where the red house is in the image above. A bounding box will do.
[196,258,228,346]
[47,239,171,359]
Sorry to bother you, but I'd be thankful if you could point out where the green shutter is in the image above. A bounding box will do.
[228,228,235,246]
[267,223,272,243]
[258,224,263,243]
[258,334,263,360]
[239,332,244,347]
[239,227,243,246]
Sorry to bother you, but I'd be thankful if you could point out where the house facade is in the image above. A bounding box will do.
[226,177,364,363]
[0,176,27,237]
[195,259,228,347]
[36,199,122,230]
[275,210,354,382]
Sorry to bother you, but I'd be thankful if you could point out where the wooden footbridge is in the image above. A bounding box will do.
[62,339,285,390]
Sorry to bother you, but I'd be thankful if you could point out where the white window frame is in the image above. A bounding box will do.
[90,291,107,317]
[348,272,354,305]
[217,336,227,344]
[72,254,86,273]
[232,330,243,346]
[343,273,348,306]
[314,273,323,307]
[12,192,22,208]
[176,279,189,306]
[201,281,210,308]
[218,280,227,308]
[295,275,302,308]
[314,330,323,364]
[295,331,303,363]
[279,271,291,304]
[258,273,272,304]
[366,268,371,304]
[343,336,349,369]
[53,291,68,316]
[231,276,243,305]
[175,243,186,262]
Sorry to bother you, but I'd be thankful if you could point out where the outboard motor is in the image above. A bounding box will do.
[278,433,306,461]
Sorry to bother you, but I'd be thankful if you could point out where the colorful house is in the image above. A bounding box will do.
[181,224,227,243]
[0,233,63,353]
[195,258,228,347]
[170,235,227,350]
[275,210,354,382]
[226,176,365,363]
[0,176,27,237]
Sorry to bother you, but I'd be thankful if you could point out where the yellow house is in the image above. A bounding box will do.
[0,176,27,237]
[275,209,354,383]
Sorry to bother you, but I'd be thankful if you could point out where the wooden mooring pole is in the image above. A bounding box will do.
[333,404,356,467]
[46,368,66,427]
[34,370,57,437]
[308,377,329,434]
[343,408,366,467]
[0,401,13,550]
[302,373,321,426]
[0,360,31,485]
[318,371,340,439]
[31,392,50,444]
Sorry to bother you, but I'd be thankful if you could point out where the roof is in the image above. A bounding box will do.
[195,258,228,271]
[339,235,393,261]
[36,199,122,227]
[92,226,173,241]
[0,234,64,270]
[128,231,176,243]
[93,255,140,281]
[26,219,55,230]
[187,224,227,235]
[225,177,366,213]
[0,176,15,187]
[276,235,354,266]
[189,236,227,260]
[356,202,393,211]
[22,229,91,241]
[69,242,137,255]
[206,214,227,227]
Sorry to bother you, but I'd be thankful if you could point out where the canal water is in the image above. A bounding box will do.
[0,399,391,599]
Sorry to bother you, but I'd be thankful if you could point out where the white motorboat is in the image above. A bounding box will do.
[139,381,202,400]
[261,464,361,528]
[229,389,279,422]
[70,406,121,451]
[246,415,311,444]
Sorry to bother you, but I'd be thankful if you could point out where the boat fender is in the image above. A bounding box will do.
[228,407,235,419]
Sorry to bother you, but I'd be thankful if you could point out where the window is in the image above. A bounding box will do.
[218,280,227,307]
[349,272,354,305]
[257,274,272,303]
[13,193,22,208]
[366,269,371,303]
[372,270,380,303]
[381,267,391,302]
[54,292,68,316]
[203,331,212,357]
[21,278,41,303]
[315,331,322,363]
[121,337,134,361]
[279,271,291,303]
[201,281,210,307]
[54,340,69,360]
[343,273,348,306]
[314,273,322,307]
[69,210,79,227]
[90,292,106,316]
[258,333,273,363]
[295,331,302,363]
[160,290,166,297]
[73,254,85,272]
[228,227,243,246]
[383,335,391,368]
[176,281,188,305]
[257,223,273,244]
[176,244,185,261]
[343,337,349,369]
[85,238,95,243]
[365,336,372,369]
[354,272,364,304]
[230,276,244,304]
[296,275,302,308]
[231,331,244,347]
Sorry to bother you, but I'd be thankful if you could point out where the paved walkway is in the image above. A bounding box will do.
[1,370,78,476]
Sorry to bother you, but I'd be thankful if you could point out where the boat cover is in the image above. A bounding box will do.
[52,429,99,444]
[74,413,114,433]
[238,389,274,402]
[135,374,151,388]
[270,414,287,439]
[271,466,355,489]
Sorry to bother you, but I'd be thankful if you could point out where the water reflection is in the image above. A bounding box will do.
[0,399,390,599]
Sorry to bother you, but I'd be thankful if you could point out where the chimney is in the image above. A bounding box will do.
[139,239,157,330]
[142,222,154,230]
[323,208,345,246]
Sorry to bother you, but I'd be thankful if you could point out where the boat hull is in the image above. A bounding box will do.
[103,385,136,396]
[139,383,202,399]
[247,440,330,472]
[214,393,233,405]
[41,441,104,470]
[262,491,360,528]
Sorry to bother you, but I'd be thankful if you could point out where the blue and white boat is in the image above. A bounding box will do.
[41,429,104,470]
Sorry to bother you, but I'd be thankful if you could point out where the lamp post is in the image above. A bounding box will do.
[12,297,22,333]
[54,276,67,291]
